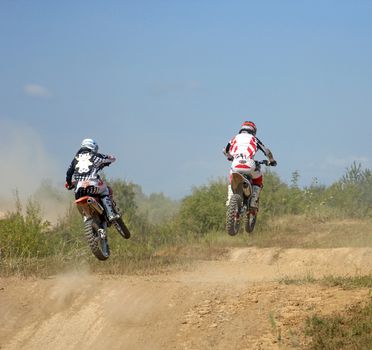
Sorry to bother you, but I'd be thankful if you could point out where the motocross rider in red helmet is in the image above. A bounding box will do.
[223,121,277,209]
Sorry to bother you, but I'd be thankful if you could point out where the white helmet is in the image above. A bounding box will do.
[81,138,98,152]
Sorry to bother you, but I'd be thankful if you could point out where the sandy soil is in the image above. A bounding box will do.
[1,246,371,350]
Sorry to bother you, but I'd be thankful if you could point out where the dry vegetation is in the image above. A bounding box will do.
[0,163,371,348]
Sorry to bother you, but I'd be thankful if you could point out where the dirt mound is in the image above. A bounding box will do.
[1,247,370,349]
[229,246,372,278]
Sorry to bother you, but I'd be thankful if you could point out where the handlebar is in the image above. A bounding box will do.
[225,153,276,167]
[256,160,269,166]
[257,160,277,167]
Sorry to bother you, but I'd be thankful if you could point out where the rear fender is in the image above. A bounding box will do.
[231,172,252,197]
[75,196,104,217]
[231,172,251,196]
[242,182,252,198]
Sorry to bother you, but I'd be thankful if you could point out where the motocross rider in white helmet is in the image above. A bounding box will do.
[223,121,277,209]
[65,138,120,221]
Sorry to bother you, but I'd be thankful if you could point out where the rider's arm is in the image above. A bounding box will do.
[223,142,231,155]
[223,136,237,159]
[96,153,116,169]
[257,138,276,163]
[66,158,77,186]
[223,142,234,161]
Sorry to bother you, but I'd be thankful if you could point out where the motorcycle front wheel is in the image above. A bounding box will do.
[84,218,110,260]
[226,194,243,236]
[112,217,131,239]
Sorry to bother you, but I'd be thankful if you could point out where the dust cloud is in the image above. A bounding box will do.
[0,119,69,222]
[47,268,96,312]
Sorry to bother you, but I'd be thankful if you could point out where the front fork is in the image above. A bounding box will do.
[91,218,108,239]
[76,202,109,240]
[243,200,258,217]
[98,228,107,239]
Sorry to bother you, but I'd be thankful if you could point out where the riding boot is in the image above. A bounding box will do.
[101,196,120,222]
[250,185,262,209]
[226,185,233,206]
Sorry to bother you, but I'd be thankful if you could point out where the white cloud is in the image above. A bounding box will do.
[23,83,51,98]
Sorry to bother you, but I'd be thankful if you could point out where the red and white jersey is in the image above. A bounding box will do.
[226,133,271,159]
[228,133,258,158]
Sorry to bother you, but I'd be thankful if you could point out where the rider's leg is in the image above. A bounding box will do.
[250,173,263,210]
[226,184,233,206]
[228,156,254,206]
[101,196,120,221]
[226,171,234,206]
[97,181,120,221]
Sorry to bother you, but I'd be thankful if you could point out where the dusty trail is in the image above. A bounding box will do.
[1,247,371,350]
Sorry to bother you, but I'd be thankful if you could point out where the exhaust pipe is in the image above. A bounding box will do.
[87,197,104,215]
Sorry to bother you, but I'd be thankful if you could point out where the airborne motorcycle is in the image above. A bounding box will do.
[226,160,271,236]
[74,187,131,261]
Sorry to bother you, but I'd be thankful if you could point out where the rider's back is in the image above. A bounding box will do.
[229,133,257,158]
[71,149,114,183]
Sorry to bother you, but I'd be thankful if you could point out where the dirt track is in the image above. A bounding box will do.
[1,247,371,350]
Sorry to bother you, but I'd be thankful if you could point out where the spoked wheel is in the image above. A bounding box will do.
[112,217,131,239]
[245,209,257,233]
[226,194,243,236]
[84,218,110,260]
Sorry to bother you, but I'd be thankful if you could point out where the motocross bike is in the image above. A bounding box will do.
[226,160,270,236]
[74,188,131,261]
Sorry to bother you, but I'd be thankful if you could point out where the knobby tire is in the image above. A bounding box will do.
[84,218,110,261]
[113,217,131,239]
[226,194,243,236]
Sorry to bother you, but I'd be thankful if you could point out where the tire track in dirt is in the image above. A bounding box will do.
[1,247,371,350]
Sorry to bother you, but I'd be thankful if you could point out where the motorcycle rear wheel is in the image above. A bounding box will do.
[226,194,243,236]
[84,218,110,260]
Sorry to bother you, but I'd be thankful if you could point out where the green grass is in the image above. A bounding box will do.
[321,275,372,289]
[1,213,372,277]
[279,274,372,349]
[305,298,372,350]
[280,274,372,289]
[269,311,282,344]
[246,215,372,249]
[0,250,196,277]
[279,272,317,285]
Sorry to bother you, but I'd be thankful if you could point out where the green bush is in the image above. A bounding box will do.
[177,179,227,235]
[0,197,58,258]
[324,163,372,218]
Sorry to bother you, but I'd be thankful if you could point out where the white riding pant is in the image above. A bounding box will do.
[75,178,110,197]
[229,155,262,181]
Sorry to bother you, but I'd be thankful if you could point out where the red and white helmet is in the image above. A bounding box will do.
[239,121,257,135]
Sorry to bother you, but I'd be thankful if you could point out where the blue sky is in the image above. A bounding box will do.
[1,1,371,198]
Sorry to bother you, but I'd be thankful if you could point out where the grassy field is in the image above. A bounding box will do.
[1,214,371,275]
